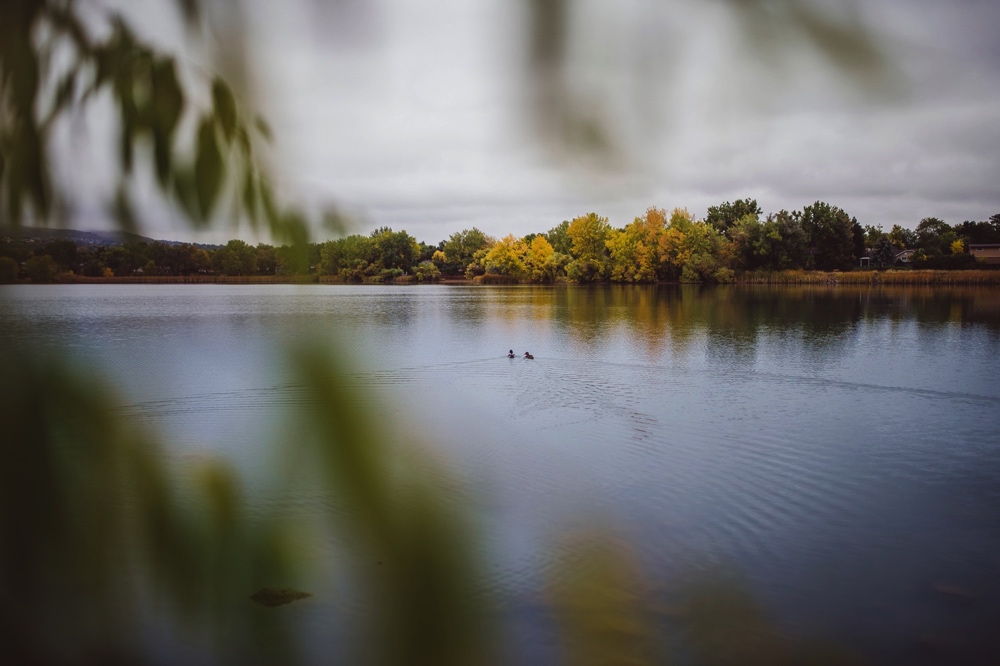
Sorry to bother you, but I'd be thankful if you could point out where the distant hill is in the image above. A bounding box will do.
[2,227,219,249]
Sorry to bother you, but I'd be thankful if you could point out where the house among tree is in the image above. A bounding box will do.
[969,243,1000,264]
[863,247,916,267]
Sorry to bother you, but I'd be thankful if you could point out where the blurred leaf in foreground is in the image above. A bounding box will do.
[0,345,301,664]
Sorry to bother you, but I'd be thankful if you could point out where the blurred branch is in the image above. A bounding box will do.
[0,346,299,663]
[523,0,900,165]
[0,0,310,247]
[291,345,492,666]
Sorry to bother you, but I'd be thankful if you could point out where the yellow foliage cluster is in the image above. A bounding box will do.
[481,234,559,281]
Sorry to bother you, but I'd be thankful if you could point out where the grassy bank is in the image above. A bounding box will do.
[56,274,322,284]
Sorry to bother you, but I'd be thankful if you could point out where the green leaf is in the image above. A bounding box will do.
[151,58,183,135]
[236,125,251,157]
[259,181,279,225]
[94,46,114,89]
[254,115,272,142]
[211,78,237,143]
[171,166,202,226]
[6,123,50,224]
[120,116,134,173]
[150,59,183,185]
[113,183,139,234]
[52,72,77,116]
[242,169,258,224]
[194,118,224,220]
[152,127,171,187]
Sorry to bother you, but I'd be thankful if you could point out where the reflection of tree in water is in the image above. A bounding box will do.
[898,287,1000,331]
[548,286,611,347]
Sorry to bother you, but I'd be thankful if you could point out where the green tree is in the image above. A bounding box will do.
[731,211,810,272]
[769,210,809,269]
[442,228,493,276]
[955,219,1000,245]
[102,245,140,277]
[415,241,437,263]
[255,243,277,275]
[217,239,257,275]
[800,201,856,271]
[370,227,419,272]
[0,256,18,282]
[463,246,491,279]
[730,210,808,270]
[545,220,573,255]
[887,224,917,250]
[915,217,956,256]
[679,221,733,283]
[320,234,374,276]
[412,260,441,282]
[42,239,78,272]
[24,254,57,282]
[863,224,885,247]
[852,218,866,264]
[729,214,771,271]
[706,199,762,238]
[183,245,212,275]
[871,236,896,268]
[80,256,107,277]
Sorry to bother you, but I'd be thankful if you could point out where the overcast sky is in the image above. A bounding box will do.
[63,0,1000,244]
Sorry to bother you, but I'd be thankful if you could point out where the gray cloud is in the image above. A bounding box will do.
[57,0,1000,243]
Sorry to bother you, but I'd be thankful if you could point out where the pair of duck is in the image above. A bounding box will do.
[508,350,533,359]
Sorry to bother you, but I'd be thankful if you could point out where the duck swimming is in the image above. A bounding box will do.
[523,352,534,359]
[507,350,516,358]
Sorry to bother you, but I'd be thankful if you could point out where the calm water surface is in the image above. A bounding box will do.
[3,283,1000,663]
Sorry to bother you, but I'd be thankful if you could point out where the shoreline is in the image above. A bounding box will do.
[5,269,1000,286]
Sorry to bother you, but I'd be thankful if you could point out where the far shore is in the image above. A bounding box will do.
[6,269,1000,286]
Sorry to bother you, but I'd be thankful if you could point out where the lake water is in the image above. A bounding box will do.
[3,283,999,664]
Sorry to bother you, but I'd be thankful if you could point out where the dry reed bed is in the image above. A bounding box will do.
[736,270,1000,285]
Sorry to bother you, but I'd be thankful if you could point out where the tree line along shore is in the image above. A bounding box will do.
[3,200,999,285]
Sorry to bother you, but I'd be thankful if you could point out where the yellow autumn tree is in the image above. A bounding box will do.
[658,208,693,278]
[483,234,528,277]
[657,208,733,283]
[566,212,611,282]
[606,207,666,282]
[525,235,557,282]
